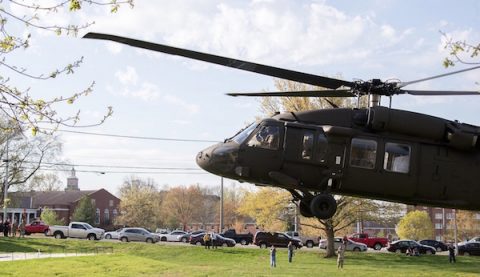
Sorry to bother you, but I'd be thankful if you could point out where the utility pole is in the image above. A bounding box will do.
[220,177,224,233]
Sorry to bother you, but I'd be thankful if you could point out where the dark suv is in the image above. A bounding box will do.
[419,239,448,252]
[253,231,302,249]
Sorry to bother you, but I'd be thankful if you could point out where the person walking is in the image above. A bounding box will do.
[448,244,456,263]
[270,245,277,268]
[287,241,295,263]
[337,240,346,269]
[19,220,26,238]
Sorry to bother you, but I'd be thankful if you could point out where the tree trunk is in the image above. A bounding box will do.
[325,219,336,258]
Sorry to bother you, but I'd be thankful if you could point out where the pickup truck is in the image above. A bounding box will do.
[285,231,320,248]
[48,222,105,240]
[348,233,389,250]
[221,229,253,245]
[24,221,49,235]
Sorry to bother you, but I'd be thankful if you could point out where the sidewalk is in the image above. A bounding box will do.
[0,252,94,262]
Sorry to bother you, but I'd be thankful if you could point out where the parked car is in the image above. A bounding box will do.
[387,240,436,254]
[104,228,124,240]
[47,222,105,240]
[253,231,302,249]
[285,231,319,248]
[24,221,49,236]
[348,233,389,250]
[418,239,448,252]
[189,233,235,247]
[468,237,480,242]
[159,230,189,242]
[458,242,480,256]
[118,227,160,243]
[221,229,253,245]
[179,230,205,243]
[319,237,368,252]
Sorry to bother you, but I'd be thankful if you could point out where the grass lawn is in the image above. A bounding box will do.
[0,237,479,276]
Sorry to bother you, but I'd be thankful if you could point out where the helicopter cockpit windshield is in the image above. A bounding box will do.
[230,123,258,144]
[247,125,280,150]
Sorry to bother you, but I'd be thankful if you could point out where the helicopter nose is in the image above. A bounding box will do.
[196,144,217,172]
[196,143,238,176]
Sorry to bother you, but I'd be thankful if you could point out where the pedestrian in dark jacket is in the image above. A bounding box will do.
[448,244,456,263]
[3,220,10,237]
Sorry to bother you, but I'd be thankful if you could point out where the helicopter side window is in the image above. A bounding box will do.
[315,134,328,163]
[247,125,280,150]
[301,132,314,160]
[349,138,377,169]
[384,143,411,173]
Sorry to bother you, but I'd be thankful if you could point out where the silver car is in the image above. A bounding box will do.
[118,228,160,243]
[319,237,368,252]
[104,228,123,240]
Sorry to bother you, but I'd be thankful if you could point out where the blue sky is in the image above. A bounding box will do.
[6,0,479,195]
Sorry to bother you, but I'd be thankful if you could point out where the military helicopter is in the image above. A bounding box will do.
[84,33,480,219]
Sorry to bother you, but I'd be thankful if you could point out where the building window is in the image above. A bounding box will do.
[104,209,110,225]
[446,213,454,220]
[350,138,377,169]
[436,235,442,241]
[109,200,114,207]
[112,209,118,221]
[476,213,480,220]
[383,143,411,173]
[435,223,443,229]
[95,208,100,224]
[435,213,442,220]
[91,199,96,206]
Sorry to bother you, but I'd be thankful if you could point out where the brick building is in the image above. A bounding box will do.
[6,168,120,229]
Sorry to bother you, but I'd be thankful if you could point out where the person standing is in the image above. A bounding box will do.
[19,220,26,238]
[203,233,211,249]
[337,240,346,269]
[270,245,277,268]
[3,220,10,237]
[11,220,18,238]
[287,241,295,263]
[448,244,456,263]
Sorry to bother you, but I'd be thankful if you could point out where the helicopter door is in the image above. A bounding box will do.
[237,123,284,183]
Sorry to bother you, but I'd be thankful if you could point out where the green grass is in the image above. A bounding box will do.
[1,237,479,276]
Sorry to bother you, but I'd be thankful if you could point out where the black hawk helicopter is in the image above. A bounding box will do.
[84,33,480,219]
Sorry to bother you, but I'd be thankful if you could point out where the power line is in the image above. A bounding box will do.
[20,166,210,175]
[23,161,202,171]
[41,128,220,143]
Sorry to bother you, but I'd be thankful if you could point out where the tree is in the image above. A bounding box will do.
[72,195,95,225]
[257,79,372,257]
[442,33,480,68]
[454,210,480,241]
[41,207,65,226]
[161,185,204,230]
[24,173,63,192]
[237,187,291,231]
[396,210,434,240]
[0,129,63,206]
[116,176,163,230]
[0,1,133,133]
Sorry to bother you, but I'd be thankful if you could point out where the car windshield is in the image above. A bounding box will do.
[84,224,93,229]
[230,123,258,144]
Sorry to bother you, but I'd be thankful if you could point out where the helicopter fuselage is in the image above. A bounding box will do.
[197,106,480,211]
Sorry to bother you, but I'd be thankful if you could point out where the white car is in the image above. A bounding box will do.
[104,228,124,240]
[319,237,368,252]
[159,230,189,242]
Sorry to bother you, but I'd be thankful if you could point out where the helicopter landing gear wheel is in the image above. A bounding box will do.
[299,200,314,218]
[310,193,337,219]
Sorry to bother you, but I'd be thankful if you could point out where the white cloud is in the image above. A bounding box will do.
[115,66,139,85]
[163,94,199,114]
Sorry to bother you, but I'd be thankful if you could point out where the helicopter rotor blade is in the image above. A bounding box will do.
[399,65,480,88]
[401,89,480,96]
[227,89,355,97]
[83,32,353,90]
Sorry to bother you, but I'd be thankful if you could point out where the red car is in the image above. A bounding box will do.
[25,221,49,235]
